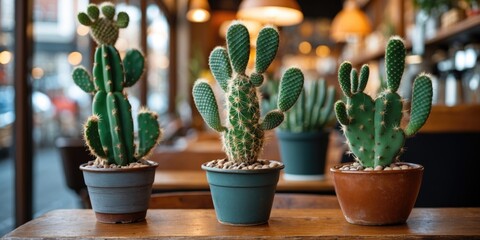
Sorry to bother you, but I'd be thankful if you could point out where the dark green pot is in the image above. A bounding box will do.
[202,161,284,226]
[276,130,330,181]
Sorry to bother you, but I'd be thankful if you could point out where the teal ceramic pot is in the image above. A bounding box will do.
[202,161,284,226]
[276,130,329,181]
[80,160,158,223]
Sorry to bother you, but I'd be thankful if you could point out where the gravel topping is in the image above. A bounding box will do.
[338,162,415,171]
[84,158,153,169]
[204,159,283,170]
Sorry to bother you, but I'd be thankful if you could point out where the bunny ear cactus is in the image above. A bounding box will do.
[335,36,433,168]
[72,3,162,166]
[193,22,304,165]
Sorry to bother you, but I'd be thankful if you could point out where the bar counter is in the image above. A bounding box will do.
[4,208,480,239]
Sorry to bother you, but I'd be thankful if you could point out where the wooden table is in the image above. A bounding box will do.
[154,170,335,193]
[4,209,480,239]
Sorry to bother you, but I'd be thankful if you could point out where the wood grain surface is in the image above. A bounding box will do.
[4,208,480,239]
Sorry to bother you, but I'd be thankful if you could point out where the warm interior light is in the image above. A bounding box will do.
[0,51,12,64]
[219,20,262,44]
[406,55,423,65]
[316,45,330,57]
[187,0,211,23]
[32,67,44,79]
[298,41,312,54]
[330,0,371,42]
[187,9,210,22]
[116,38,128,53]
[158,55,170,69]
[68,52,83,66]
[76,25,89,36]
[237,0,303,26]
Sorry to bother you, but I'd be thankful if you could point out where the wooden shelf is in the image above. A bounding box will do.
[349,48,385,67]
[402,104,480,133]
[420,105,480,133]
[426,14,480,47]
[349,14,480,66]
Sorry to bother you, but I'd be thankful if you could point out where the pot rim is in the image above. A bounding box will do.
[330,162,424,174]
[79,160,158,173]
[201,159,284,174]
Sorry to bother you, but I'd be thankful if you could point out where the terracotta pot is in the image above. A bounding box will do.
[331,162,423,225]
[80,160,158,223]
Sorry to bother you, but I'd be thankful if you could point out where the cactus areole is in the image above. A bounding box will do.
[193,22,304,165]
[73,2,162,166]
[335,37,433,168]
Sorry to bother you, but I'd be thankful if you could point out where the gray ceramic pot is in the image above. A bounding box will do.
[202,160,284,226]
[80,160,158,223]
[276,130,329,181]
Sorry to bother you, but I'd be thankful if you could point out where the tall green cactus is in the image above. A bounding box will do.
[72,3,161,166]
[335,37,433,168]
[193,22,304,165]
[280,80,336,133]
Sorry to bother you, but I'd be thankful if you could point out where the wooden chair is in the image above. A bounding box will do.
[55,137,93,208]
[149,191,339,209]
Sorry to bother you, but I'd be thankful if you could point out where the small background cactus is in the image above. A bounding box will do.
[335,36,433,168]
[193,22,304,165]
[73,2,162,166]
[265,80,336,133]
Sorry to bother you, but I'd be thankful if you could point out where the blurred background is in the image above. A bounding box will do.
[1,0,480,235]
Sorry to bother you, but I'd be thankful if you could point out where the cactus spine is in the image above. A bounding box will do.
[335,37,433,168]
[281,80,336,132]
[73,3,161,166]
[193,22,304,165]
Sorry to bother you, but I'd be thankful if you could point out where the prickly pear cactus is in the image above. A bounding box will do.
[281,80,336,132]
[73,3,162,166]
[193,22,304,165]
[335,37,433,168]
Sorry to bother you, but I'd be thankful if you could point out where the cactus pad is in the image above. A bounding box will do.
[405,74,433,136]
[77,2,129,45]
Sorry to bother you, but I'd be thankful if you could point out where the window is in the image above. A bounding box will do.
[31,0,90,220]
[0,0,15,235]
[146,2,170,115]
